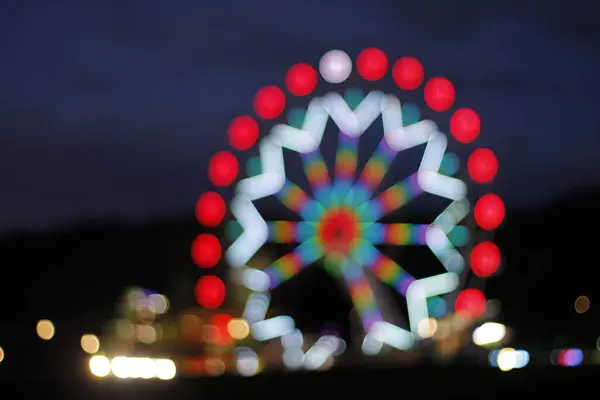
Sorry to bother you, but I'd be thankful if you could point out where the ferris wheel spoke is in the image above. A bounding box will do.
[267,221,316,243]
[351,240,445,307]
[362,223,429,245]
[300,150,334,207]
[347,138,398,207]
[338,257,384,332]
[263,238,323,289]
[333,131,359,201]
[351,240,414,295]
[357,173,423,221]
[275,181,325,221]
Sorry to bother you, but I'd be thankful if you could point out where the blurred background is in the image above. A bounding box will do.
[1,0,599,397]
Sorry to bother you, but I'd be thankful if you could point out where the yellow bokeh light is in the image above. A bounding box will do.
[497,348,517,371]
[417,317,438,338]
[0,346,4,363]
[81,334,100,354]
[227,318,250,340]
[36,319,55,340]
[575,296,590,314]
[205,358,226,376]
[89,355,111,377]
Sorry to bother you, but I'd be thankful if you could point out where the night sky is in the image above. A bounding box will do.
[1,0,600,231]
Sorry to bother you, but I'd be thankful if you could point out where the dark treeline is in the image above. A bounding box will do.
[0,188,599,350]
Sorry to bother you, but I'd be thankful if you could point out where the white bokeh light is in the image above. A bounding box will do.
[319,50,352,83]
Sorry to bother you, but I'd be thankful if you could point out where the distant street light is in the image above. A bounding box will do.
[36,320,55,340]
[472,322,506,346]
[80,334,100,354]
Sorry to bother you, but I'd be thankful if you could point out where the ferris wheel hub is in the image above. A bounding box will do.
[318,206,360,257]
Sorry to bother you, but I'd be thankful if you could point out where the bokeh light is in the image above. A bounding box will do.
[103,356,176,379]
[191,233,222,268]
[470,241,501,278]
[195,192,226,227]
[227,318,251,340]
[558,348,583,367]
[424,77,455,111]
[497,348,517,371]
[89,355,111,377]
[392,56,424,90]
[468,148,498,184]
[205,358,226,376]
[473,322,506,346]
[148,293,169,314]
[454,289,486,319]
[208,313,234,346]
[228,116,259,150]
[450,108,481,143]
[0,346,4,363]
[208,151,239,187]
[254,86,286,119]
[285,63,318,96]
[195,276,226,309]
[319,49,352,84]
[575,295,590,314]
[356,48,388,81]
[36,319,55,340]
[81,334,100,354]
[474,194,505,230]
[417,317,438,338]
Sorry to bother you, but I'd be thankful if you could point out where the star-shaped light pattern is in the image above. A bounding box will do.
[227,88,469,357]
[192,49,504,373]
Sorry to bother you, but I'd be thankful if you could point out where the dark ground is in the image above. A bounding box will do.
[9,366,597,399]
[1,189,599,397]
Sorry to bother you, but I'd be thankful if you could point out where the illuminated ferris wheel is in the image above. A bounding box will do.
[191,48,505,372]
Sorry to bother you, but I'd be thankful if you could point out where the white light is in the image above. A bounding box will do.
[319,50,352,83]
[361,334,383,355]
[369,321,415,350]
[111,356,131,379]
[243,292,270,324]
[89,355,111,377]
[304,347,330,370]
[155,359,177,380]
[148,294,169,314]
[226,197,269,268]
[497,348,517,371]
[105,356,176,380]
[417,318,438,339]
[281,329,304,349]
[406,273,459,335]
[303,336,340,370]
[242,268,271,292]
[136,358,157,379]
[282,349,304,370]
[514,350,530,368]
[324,92,383,136]
[473,323,507,346]
[251,316,295,341]
[236,350,260,376]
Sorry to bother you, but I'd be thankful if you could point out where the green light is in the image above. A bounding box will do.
[246,156,261,177]
[402,103,420,126]
[288,108,306,129]
[448,226,469,247]
[440,152,460,176]
[344,88,365,110]
[226,220,243,241]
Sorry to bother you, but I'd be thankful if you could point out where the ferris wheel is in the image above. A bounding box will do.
[191,48,505,372]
